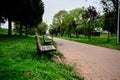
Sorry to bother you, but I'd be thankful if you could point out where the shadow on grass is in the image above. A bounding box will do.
[0,70,26,80]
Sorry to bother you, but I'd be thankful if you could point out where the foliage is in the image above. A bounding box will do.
[64,13,74,37]
[49,24,57,36]
[51,7,101,39]
[0,0,44,36]
[51,8,86,38]
[0,17,6,26]
[101,0,118,41]
[65,8,85,38]
[96,14,105,28]
[103,11,117,34]
[82,6,100,40]
[14,22,36,36]
[101,0,117,11]
[36,22,48,35]
[52,10,68,37]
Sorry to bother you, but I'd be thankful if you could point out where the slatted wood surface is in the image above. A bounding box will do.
[41,45,56,52]
[44,40,53,43]
[43,35,53,43]
[35,35,56,53]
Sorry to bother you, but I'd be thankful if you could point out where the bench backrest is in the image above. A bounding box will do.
[35,36,42,52]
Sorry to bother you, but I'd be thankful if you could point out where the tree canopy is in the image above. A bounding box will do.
[50,7,101,39]
[101,0,117,34]
[37,22,48,35]
[50,8,89,38]
[52,10,68,37]
[0,0,44,36]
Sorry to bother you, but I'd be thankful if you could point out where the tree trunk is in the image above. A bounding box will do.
[118,2,120,42]
[25,25,28,37]
[30,27,32,35]
[88,33,91,41]
[61,29,64,37]
[8,18,12,36]
[107,32,110,42]
[87,22,91,41]
[75,30,79,38]
[119,23,120,42]
[68,31,71,38]
[19,21,23,36]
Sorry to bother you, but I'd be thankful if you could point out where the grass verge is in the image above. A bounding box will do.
[57,35,120,50]
[0,34,83,80]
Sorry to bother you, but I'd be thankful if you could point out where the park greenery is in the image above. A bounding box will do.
[0,0,44,36]
[0,29,83,80]
[48,0,120,50]
[58,35,120,50]
[0,0,119,79]
[50,0,119,42]
[101,0,119,41]
[0,0,83,79]
[49,7,98,38]
[14,21,48,36]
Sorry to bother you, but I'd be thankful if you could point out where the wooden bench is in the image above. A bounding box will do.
[35,35,56,54]
[43,35,53,44]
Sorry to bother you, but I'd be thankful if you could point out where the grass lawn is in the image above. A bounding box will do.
[58,35,120,50]
[0,29,83,80]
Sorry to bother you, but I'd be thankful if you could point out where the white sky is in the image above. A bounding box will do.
[1,0,102,28]
[42,0,102,25]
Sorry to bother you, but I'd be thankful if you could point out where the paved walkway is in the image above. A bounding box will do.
[54,38,120,80]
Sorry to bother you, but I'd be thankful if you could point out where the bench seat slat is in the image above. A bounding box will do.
[41,45,56,51]
[44,40,53,43]
[43,35,53,44]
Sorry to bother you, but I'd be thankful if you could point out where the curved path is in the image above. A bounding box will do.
[54,38,120,80]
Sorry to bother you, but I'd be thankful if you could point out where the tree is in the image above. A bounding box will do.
[76,24,85,36]
[101,0,117,31]
[69,8,85,38]
[37,22,48,35]
[0,0,44,36]
[51,8,86,37]
[1,0,15,36]
[82,6,99,40]
[101,0,118,41]
[52,10,67,37]
[49,24,59,36]
[0,7,6,27]
[96,14,105,28]
[17,0,44,36]
[64,13,73,37]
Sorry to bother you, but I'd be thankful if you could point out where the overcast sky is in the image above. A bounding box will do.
[1,0,102,28]
[42,0,102,25]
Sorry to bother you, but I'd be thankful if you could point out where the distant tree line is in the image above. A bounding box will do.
[49,7,100,40]
[14,21,48,36]
[0,0,44,36]
[50,0,119,41]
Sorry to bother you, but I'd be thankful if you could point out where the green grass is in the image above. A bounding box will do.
[58,35,120,50]
[0,28,8,34]
[0,33,83,80]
